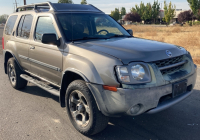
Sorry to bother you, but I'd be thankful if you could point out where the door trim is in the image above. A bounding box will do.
[19,54,29,60]
[19,55,61,72]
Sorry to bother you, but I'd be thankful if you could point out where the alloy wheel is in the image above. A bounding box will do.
[8,64,16,85]
[69,90,90,127]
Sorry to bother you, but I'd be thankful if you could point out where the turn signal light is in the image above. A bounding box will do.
[103,85,117,92]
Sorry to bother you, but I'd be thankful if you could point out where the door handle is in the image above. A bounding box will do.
[30,46,35,50]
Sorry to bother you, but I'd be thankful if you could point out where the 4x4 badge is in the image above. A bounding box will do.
[166,50,172,57]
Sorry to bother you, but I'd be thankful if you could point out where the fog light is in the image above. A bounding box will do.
[130,104,141,114]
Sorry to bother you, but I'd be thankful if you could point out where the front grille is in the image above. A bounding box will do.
[154,55,185,75]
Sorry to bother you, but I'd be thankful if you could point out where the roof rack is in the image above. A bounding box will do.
[16,2,103,13]
[16,2,54,12]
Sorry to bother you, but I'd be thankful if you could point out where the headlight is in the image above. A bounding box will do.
[131,64,145,80]
[115,62,151,84]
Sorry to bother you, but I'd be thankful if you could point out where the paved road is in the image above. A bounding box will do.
[0,28,200,140]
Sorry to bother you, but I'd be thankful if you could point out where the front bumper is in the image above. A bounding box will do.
[87,69,197,117]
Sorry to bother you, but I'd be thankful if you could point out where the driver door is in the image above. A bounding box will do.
[29,15,63,85]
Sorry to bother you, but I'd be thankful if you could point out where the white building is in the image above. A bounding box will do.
[158,9,187,23]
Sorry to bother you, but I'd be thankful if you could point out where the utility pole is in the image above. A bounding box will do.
[15,0,17,9]
[13,0,18,11]
[24,0,26,5]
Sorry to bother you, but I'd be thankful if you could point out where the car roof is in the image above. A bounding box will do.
[14,2,104,14]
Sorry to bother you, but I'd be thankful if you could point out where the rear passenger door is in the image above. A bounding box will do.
[29,15,63,86]
[15,15,33,70]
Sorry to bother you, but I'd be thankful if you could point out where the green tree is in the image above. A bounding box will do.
[130,1,160,23]
[187,0,200,16]
[152,0,160,23]
[0,14,8,23]
[120,7,126,19]
[130,7,137,13]
[163,1,176,24]
[121,7,126,16]
[143,3,152,22]
[135,2,146,21]
[110,8,120,21]
[58,0,73,3]
[81,0,87,4]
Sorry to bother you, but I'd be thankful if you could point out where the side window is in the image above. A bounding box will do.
[35,17,57,41]
[17,16,25,37]
[21,15,33,39]
[5,15,18,35]
[17,15,33,39]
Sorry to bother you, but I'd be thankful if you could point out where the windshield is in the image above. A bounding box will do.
[56,13,131,41]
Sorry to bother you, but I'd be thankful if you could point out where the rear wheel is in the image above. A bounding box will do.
[7,58,27,89]
[66,80,109,135]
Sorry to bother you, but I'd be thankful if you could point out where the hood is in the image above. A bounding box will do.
[75,37,186,64]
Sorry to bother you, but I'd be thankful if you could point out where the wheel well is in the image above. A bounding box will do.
[60,71,84,107]
[4,52,13,74]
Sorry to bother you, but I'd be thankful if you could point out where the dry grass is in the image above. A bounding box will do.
[145,32,157,36]
[124,25,200,65]
[171,27,181,33]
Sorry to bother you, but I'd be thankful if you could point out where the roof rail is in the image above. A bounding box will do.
[16,1,54,12]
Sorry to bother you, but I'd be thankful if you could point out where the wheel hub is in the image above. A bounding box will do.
[69,90,90,127]
[77,104,85,112]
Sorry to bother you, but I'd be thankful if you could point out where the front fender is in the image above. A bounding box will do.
[62,68,90,82]
[62,53,104,84]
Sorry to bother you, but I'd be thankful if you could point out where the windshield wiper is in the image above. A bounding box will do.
[72,37,109,42]
[108,35,132,39]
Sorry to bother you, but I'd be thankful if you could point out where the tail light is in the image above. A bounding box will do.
[2,37,4,49]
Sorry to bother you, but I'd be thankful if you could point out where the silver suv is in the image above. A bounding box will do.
[2,2,197,135]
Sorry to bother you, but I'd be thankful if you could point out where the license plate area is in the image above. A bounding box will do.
[173,80,187,98]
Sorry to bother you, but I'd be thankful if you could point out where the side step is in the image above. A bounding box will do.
[20,74,60,97]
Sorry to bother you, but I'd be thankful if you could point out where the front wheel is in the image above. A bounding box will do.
[65,80,109,135]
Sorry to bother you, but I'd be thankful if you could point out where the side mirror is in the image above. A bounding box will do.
[126,29,133,36]
[42,33,60,46]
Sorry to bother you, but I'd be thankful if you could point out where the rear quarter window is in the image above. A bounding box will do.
[17,15,33,39]
[5,15,18,35]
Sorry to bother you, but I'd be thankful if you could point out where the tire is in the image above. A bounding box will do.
[65,80,109,135]
[7,58,27,89]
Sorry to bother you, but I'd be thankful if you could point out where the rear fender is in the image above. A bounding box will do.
[3,50,23,74]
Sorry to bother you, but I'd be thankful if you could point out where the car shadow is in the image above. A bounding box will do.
[20,85,200,140]
[20,84,59,103]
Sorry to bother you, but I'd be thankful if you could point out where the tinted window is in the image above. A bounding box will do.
[21,15,33,39]
[56,13,130,41]
[5,15,18,35]
[17,16,25,37]
[35,17,57,41]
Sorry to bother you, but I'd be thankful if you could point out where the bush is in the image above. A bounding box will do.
[178,10,193,23]
[124,12,141,22]
[194,21,200,25]
[188,21,193,26]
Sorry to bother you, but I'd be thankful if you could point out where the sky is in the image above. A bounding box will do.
[0,0,190,15]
